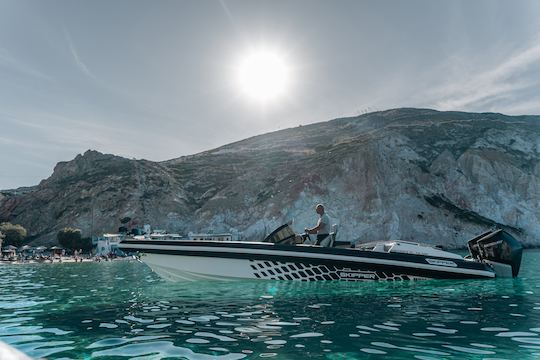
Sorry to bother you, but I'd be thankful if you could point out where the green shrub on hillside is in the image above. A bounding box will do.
[57,229,93,251]
[0,222,27,247]
[57,227,82,250]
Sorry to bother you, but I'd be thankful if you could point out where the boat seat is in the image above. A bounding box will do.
[319,236,332,247]
[320,224,338,247]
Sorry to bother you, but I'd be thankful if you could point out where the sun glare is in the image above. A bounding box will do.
[235,48,291,103]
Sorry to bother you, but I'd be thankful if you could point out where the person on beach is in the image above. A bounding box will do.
[304,204,331,246]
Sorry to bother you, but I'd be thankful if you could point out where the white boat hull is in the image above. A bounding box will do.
[142,254,258,281]
[136,249,491,282]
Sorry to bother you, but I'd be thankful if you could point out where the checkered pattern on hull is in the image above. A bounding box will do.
[249,260,423,281]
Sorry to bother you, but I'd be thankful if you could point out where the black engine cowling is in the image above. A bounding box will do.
[467,229,523,278]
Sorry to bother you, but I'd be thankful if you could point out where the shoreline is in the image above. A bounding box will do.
[0,256,136,265]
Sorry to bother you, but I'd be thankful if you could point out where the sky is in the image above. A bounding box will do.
[1,0,540,189]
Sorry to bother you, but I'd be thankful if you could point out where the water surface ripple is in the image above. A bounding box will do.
[1,250,540,359]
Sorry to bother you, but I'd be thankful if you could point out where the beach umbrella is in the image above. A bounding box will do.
[5,245,17,250]
[20,245,33,251]
[49,246,63,250]
[35,246,47,251]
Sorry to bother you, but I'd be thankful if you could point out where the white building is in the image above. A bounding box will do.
[96,233,125,256]
[132,233,183,241]
[143,224,151,234]
[126,225,242,243]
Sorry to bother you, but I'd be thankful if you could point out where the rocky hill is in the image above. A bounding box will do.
[1,108,539,247]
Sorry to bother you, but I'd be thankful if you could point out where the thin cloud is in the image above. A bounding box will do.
[0,47,52,81]
[63,28,98,81]
[433,40,540,112]
[218,0,235,25]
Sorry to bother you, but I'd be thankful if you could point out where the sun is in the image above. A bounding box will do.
[235,48,291,103]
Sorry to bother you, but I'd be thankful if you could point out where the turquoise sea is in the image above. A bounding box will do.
[1,251,540,359]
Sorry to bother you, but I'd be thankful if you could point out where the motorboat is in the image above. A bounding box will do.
[118,224,523,282]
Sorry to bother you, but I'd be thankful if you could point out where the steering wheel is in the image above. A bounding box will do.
[302,232,312,244]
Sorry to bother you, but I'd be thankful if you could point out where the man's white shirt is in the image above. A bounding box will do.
[317,213,331,234]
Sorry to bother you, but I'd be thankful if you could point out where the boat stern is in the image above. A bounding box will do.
[467,229,523,278]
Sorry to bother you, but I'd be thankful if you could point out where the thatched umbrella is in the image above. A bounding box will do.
[2,245,17,258]
[49,246,64,256]
[19,245,33,257]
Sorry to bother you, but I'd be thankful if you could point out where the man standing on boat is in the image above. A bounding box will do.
[304,204,331,246]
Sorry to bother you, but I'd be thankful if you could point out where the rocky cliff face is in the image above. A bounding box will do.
[1,108,539,247]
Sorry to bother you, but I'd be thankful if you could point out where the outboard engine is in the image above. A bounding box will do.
[467,229,523,278]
